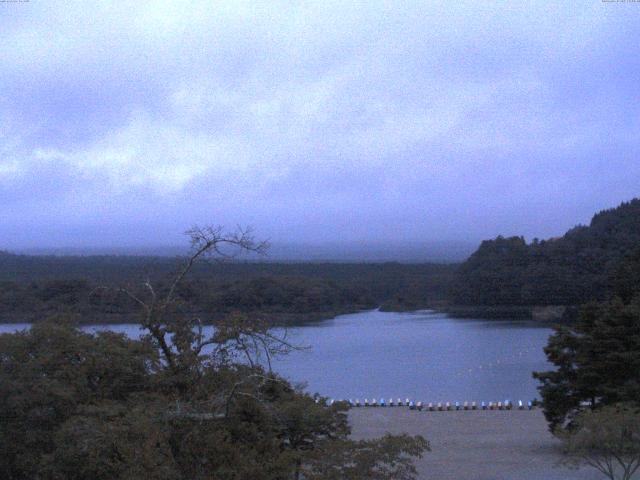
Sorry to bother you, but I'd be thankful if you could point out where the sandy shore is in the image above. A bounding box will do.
[349,408,604,480]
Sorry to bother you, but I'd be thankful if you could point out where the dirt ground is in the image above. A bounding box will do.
[348,408,605,480]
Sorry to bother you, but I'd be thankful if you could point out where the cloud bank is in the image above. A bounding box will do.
[1,1,639,249]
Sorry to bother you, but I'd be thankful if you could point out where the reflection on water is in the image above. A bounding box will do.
[0,309,552,402]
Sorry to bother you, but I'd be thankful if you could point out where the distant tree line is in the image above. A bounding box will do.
[0,254,455,325]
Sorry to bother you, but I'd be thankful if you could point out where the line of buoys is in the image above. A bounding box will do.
[349,397,537,410]
[451,346,540,379]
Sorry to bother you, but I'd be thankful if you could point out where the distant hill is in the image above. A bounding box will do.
[450,198,640,308]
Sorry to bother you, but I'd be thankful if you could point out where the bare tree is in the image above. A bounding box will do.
[561,404,640,480]
[115,226,297,377]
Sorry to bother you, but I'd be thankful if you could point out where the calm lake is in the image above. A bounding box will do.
[0,309,552,403]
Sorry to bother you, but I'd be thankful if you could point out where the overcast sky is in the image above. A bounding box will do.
[1,1,639,251]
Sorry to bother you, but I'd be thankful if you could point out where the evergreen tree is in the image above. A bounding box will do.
[533,298,640,431]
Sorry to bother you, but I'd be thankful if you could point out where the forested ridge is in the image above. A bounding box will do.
[450,199,640,311]
[0,254,455,324]
[2,198,639,324]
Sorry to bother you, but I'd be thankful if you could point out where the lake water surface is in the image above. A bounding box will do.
[0,309,552,404]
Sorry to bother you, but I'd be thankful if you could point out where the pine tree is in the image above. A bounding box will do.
[534,298,640,431]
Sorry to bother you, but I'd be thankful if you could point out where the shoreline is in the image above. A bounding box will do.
[0,304,567,326]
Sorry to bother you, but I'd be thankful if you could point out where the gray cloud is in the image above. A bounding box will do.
[1,1,639,250]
